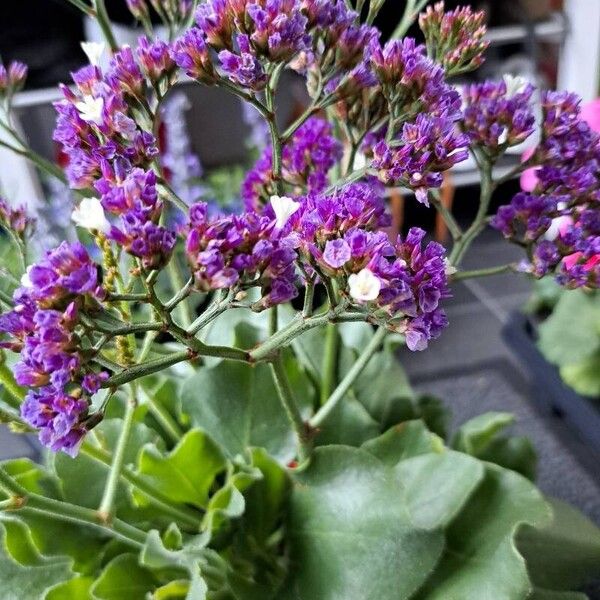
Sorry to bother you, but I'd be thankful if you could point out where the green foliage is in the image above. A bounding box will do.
[535,287,600,398]
[0,313,598,599]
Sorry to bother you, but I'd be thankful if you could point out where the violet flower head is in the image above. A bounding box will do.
[196,0,234,50]
[0,60,27,98]
[137,36,175,81]
[218,34,267,90]
[372,114,469,204]
[171,27,218,84]
[107,45,145,99]
[462,77,536,151]
[0,198,34,239]
[186,202,299,307]
[126,0,150,19]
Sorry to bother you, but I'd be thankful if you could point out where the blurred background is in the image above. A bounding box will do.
[1,0,600,539]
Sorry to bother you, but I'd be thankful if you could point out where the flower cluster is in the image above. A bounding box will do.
[293,183,450,350]
[0,242,106,455]
[186,202,298,308]
[462,75,536,153]
[419,2,488,75]
[493,91,600,288]
[369,37,467,200]
[94,164,177,270]
[241,116,342,211]
[54,46,159,189]
[0,60,27,100]
[0,198,34,240]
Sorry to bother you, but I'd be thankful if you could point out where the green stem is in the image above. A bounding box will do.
[449,159,495,266]
[98,384,137,521]
[452,264,515,282]
[270,357,312,461]
[167,259,193,328]
[81,442,200,528]
[310,327,387,428]
[320,323,338,406]
[430,192,463,242]
[390,0,428,39]
[92,0,119,51]
[157,182,190,213]
[0,465,146,548]
[140,384,183,444]
[302,280,315,318]
[185,291,230,335]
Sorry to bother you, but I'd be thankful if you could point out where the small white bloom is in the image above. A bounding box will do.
[80,41,106,67]
[20,266,33,288]
[348,268,381,302]
[75,95,104,125]
[353,151,367,170]
[72,197,111,233]
[503,74,528,99]
[270,195,300,229]
[444,258,457,276]
[498,127,508,145]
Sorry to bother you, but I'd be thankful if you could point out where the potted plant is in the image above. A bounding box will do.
[0,1,598,598]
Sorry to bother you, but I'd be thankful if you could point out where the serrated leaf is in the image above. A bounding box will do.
[90,553,158,600]
[537,290,600,366]
[181,353,312,463]
[416,465,551,600]
[452,412,515,455]
[287,445,483,600]
[136,429,226,509]
[361,420,444,465]
[517,498,600,592]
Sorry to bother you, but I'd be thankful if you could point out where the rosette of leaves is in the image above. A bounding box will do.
[1,317,599,599]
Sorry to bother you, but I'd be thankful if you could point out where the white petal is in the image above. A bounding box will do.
[20,266,33,288]
[72,197,111,233]
[81,41,106,67]
[348,268,381,302]
[444,258,457,276]
[270,195,300,229]
[75,95,104,125]
[503,74,528,98]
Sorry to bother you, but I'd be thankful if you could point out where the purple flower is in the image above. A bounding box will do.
[0,60,27,97]
[137,36,174,81]
[0,198,34,238]
[323,239,351,269]
[171,28,218,84]
[218,34,267,90]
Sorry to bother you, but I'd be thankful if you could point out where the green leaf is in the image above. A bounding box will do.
[181,353,312,463]
[452,412,515,455]
[151,579,190,599]
[517,498,600,592]
[537,290,600,366]
[90,554,158,600]
[46,576,94,599]
[479,436,537,481]
[287,445,483,600]
[361,420,444,465]
[416,465,551,600]
[135,429,226,509]
[413,395,448,439]
[0,522,74,600]
[560,352,600,398]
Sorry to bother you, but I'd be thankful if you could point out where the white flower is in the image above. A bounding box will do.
[503,74,528,99]
[270,195,300,229]
[348,268,381,302]
[353,151,367,170]
[72,197,111,233]
[75,95,104,125]
[20,266,33,288]
[444,258,457,276]
[80,41,106,67]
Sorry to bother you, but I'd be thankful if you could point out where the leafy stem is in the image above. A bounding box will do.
[451,263,516,282]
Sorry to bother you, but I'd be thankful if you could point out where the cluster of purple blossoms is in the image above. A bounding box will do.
[372,115,469,205]
[493,91,600,288]
[185,202,298,308]
[241,116,343,211]
[0,242,107,455]
[462,77,536,153]
[173,0,310,91]
[369,37,467,200]
[137,36,175,83]
[95,163,177,269]
[0,198,34,239]
[54,45,160,189]
[0,60,27,99]
[292,183,450,350]
[419,2,488,75]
